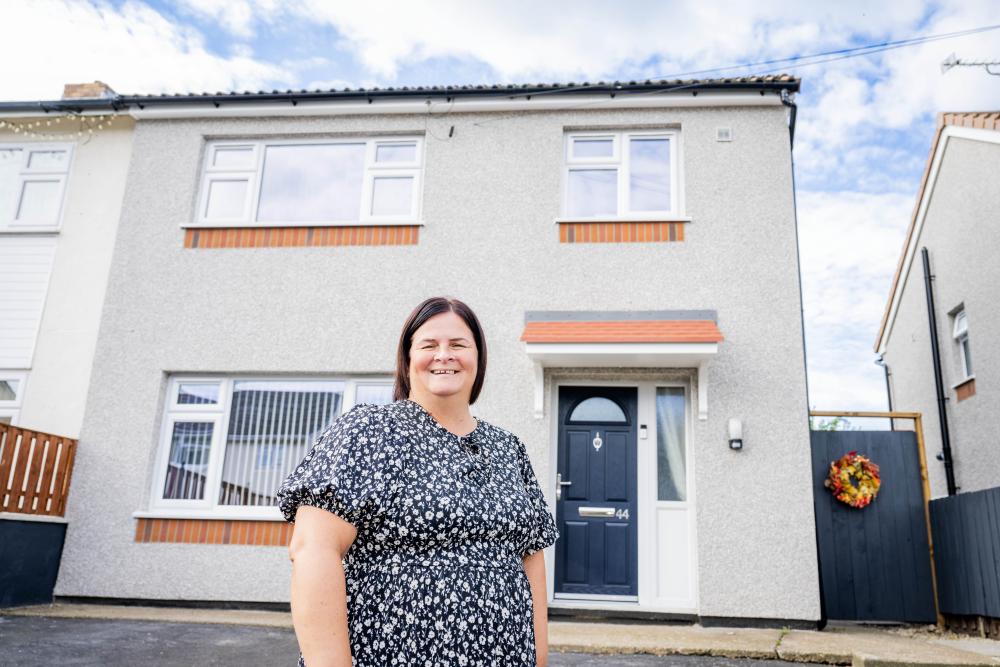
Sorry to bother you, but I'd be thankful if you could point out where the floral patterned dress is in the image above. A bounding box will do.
[277,398,559,667]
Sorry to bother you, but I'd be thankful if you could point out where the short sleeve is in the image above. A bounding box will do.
[514,436,560,557]
[276,403,394,528]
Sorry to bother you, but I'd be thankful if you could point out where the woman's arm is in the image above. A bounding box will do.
[522,549,550,667]
[289,505,358,667]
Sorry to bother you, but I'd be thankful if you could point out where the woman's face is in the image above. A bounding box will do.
[408,311,478,403]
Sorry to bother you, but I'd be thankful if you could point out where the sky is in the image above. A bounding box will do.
[3,0,999,413]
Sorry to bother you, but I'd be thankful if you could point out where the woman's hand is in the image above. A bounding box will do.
[289,505,358,667]
[522,549,550,667]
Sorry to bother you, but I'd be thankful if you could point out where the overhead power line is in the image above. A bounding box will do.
[649,23,1000,80]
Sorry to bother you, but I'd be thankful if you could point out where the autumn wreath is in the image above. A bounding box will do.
[824,451,881,509]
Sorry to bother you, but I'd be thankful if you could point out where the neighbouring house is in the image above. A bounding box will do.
[875,111,1000,499]
[0,82,134,437]
[0,83,132,605]
[4,76,819,626]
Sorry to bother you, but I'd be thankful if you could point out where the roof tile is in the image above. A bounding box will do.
[118,76,799,100]
[521,320,724,344]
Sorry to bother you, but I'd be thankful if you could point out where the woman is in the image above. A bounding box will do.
[277,296,559,666]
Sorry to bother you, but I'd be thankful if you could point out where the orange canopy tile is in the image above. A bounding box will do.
[520,320,724,344]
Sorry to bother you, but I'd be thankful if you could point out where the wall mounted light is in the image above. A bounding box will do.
[728,418,743,451]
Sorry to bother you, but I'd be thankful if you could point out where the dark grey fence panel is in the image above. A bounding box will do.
[811,431,937,623]
[0,518,68,607]
[930,486,1000,618]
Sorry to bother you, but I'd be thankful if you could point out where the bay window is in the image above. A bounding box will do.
[150,376,394,517]
[196,137,423,226]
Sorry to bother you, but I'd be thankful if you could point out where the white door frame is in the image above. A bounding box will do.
[546,377,699,614]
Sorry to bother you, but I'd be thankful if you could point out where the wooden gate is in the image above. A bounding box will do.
[810,411,941,624]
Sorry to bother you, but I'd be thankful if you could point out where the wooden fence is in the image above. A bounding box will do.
[0,424,77,516]
[930,486,1000,636]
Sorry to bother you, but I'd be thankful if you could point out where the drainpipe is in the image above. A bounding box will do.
[921,247,957,495]
[781,90,797,146]
[782,88,827,630]
[874,356,894,430]
[779,90,811,421]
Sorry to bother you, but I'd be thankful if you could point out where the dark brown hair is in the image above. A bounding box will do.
[393,297,488,404]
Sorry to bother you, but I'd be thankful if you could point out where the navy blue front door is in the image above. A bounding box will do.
[554,386,638,597]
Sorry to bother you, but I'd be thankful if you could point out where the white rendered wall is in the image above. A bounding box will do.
[1,117,134,438]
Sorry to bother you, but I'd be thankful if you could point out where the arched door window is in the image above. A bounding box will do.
[568,396,628,423]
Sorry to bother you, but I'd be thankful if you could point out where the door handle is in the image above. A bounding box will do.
[556,472,572,500]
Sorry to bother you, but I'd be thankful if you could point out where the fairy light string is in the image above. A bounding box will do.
[0,113,118,140]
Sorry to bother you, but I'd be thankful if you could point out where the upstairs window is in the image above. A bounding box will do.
[952,309,972,380]
[0,144,72,231]
[563,131,679,219]
[197,137,423,226]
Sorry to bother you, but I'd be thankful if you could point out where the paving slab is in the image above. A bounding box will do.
[932,639,1000,660]
[1,602,293,629]
[548,621,781,659]
[780,629,1000,666]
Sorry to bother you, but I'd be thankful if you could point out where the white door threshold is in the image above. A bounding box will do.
[550,598,698,616]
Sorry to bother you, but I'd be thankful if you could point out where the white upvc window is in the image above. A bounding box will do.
[562,130,681,220]
[148,375,394,518]
[0,144,73,231]
[952,309,972,380]
[195,137,423,227]
[0,371,27,425]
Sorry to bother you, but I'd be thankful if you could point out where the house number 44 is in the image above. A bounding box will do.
[615,508,630,520]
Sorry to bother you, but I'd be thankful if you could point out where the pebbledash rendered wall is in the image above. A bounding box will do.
[882,135,1000,498]
[55,101,819,622]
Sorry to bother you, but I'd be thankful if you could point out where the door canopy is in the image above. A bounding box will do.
[520,310,723,419]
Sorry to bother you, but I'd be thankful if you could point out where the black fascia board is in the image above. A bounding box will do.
[0,79,799,114]
[0,98,125,114]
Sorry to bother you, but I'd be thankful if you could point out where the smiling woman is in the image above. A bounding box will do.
[393,296,488,411]
[277,296,558,667]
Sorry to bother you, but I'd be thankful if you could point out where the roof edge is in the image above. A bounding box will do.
[0,77,800,114]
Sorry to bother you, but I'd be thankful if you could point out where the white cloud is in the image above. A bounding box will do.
[303,78,356,91]
[174,0,257,39]
[288,0,934,80]
[871,1,1000,128]
[791,0,1000,192]
[230,43,255,58]
[0,0,290,99]
[797,190,914,410]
